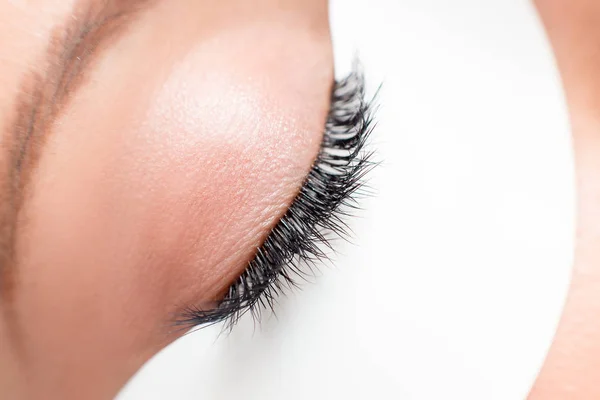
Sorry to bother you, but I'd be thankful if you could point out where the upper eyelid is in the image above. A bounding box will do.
[177,65,376,331]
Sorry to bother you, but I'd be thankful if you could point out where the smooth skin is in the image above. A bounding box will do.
[0,1,332,399]
[3,1,600,399]
[530,1,600,398]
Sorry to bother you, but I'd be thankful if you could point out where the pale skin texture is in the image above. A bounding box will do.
[529,1,600,398]
[0,1,332,399]
[5,1,600,399]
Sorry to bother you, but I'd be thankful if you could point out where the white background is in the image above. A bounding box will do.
[118,1,575,399]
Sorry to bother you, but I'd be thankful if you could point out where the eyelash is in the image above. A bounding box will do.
[177,65,376,330]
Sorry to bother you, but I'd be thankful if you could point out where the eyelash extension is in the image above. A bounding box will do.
[177,65,376,331]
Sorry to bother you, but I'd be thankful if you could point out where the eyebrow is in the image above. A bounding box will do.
[0,0,156,295]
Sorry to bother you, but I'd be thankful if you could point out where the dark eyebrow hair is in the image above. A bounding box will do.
[0,0,156,296]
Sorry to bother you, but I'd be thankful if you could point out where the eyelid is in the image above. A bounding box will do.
[176,64,376,331]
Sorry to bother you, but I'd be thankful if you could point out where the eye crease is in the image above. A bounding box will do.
[178,67,375,330]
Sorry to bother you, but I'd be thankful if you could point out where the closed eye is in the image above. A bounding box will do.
[176,65,377,330]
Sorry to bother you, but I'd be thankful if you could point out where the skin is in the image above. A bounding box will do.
[6,1,600,399]
[529,1,600,398]
[0,0,332,399]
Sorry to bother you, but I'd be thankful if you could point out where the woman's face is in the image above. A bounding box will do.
[0,1,333,398]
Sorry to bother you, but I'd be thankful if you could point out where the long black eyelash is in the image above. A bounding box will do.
[177,65,376,331]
